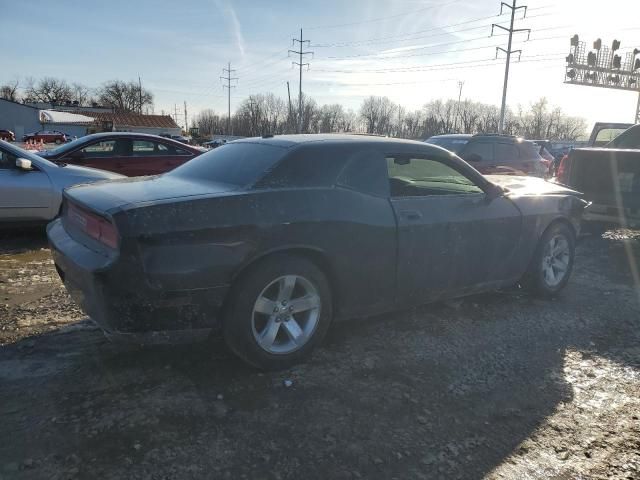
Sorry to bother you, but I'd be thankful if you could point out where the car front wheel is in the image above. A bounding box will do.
[223,254,332,370]
[522,222,575,296]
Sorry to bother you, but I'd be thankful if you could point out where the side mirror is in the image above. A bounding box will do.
[15,158,32,171]
[465,153,482,162]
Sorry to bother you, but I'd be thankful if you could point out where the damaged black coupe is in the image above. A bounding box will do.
[48,135,588,369]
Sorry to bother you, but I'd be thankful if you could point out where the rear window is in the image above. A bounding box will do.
[609,125,640,149]
[426,137,469,154]
[594,128,627,146]
[170,142,287,187]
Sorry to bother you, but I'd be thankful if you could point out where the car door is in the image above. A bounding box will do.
[387,154,522,305]
[71,138,131,175]
[127,139,177,176]
[0,147,54,221]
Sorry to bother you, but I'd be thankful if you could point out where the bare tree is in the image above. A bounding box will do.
[71,83,91,106]
[0,79,20,102]
[97,80,153,113]
[360,96,397,135]
[25,77,73,104]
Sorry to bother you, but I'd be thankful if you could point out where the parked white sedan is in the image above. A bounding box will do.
[0,140,123,224]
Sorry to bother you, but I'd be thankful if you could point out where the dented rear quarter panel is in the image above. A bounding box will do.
[120,187,398,317]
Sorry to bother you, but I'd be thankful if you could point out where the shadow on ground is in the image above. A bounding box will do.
[0,232,639,479]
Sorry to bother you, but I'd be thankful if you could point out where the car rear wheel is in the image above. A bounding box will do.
[223,254,332,370]
[522,222,575,296]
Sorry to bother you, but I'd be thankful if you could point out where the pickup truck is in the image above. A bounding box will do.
[555,124,640,227]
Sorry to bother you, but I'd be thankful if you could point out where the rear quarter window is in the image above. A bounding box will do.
[256,145,349,188]
[337,149,389,197]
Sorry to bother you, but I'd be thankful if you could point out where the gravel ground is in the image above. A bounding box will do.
[0,228,639,479]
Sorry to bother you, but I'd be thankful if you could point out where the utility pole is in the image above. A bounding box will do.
[454,80,464,132]
[289,29,313,134]
[138,76,143,114]
[220,62,238,135]
[287,81,293,131]
[491,0,530,133]
[174,104,179,125]
[183,101,188,132]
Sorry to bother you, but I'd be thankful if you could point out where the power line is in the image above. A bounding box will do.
[492,0,531,133]
[220,62,238,134]
[311,54,565,76]
[289,28,313,133]
[305,0,462,31]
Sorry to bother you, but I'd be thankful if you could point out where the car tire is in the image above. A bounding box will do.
[223,254,332,370]
[522,222,575,297]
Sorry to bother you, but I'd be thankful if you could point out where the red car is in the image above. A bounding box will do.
[37,132,204,176]
[0,129,15,141]
[23,130,67,144]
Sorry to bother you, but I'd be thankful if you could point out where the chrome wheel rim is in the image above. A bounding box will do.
[251,275,321,355]
[542,234,570,287]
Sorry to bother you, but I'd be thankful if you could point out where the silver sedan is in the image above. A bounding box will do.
[0,140,124,224]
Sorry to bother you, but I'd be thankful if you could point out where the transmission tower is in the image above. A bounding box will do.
[289,29,313,134]
[221,62,238,134]
[491,0,531,133]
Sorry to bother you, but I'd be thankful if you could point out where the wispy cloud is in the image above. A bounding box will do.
[214,0,245,57]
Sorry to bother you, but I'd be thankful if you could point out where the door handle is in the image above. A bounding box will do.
[400,210,422,220]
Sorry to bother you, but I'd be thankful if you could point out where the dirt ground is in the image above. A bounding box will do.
[1,228,639,480]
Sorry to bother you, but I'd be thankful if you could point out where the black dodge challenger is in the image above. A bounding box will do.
[48,134,588,369]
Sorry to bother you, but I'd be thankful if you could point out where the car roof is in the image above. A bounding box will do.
[233,133,438,149]
[428,134,473,140]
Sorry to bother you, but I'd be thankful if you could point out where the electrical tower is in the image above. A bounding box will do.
[289,29,313,134]
[491,0,530,133]
[221,62,238,134]
[564,36,640,123]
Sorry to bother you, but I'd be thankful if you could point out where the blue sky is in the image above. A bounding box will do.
[1,0,639,128]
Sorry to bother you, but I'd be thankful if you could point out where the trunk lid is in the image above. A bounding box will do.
[64,175,236,213]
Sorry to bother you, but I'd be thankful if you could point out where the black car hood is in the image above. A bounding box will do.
[65,174,236,213]
[487,175,581,196]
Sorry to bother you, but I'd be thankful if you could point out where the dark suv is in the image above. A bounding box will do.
[425,133,548,177]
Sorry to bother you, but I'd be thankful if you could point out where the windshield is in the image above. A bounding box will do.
[426,137,470,154]
[169,142,287,187]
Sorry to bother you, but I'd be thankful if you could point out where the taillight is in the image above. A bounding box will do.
[556,155,568,182]
[67,203,119,249]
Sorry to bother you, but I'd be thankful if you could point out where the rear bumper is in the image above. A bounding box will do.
[47,219,229,339]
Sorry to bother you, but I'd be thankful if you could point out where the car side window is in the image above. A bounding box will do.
[495,143,520,163]
[81,139,129,158]
[257,145,349,188]
[156,143,190,156]
[337,150,389,197]
[132,140,160,156]
[82,140,117,157]
[386,156,484,197]
[462,141,493,162]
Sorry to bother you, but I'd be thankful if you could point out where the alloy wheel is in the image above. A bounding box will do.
[542,234,570,287]
[251,275,321,355]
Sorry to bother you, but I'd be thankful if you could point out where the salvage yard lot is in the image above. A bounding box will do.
[1,229,639,479]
